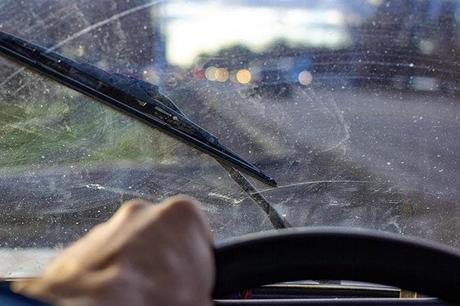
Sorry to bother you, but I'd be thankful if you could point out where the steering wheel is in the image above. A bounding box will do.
[213,228,460,304]
[3,227,460,305]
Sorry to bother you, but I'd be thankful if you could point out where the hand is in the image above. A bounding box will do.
[12,196,214,306]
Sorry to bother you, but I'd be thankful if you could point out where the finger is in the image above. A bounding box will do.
[34,200,152,277]
[154,195,213,243]
[110,198,152,223]
[12,265,122,302]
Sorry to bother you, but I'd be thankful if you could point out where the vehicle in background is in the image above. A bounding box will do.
[250,68,293,99]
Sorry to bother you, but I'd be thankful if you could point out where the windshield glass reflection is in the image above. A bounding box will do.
[1,0,460,277]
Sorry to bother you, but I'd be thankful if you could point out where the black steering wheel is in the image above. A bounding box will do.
[3,228,460,305]
[213,228,460,304]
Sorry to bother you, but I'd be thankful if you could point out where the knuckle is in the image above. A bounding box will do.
[155,196,212,242]
[118,199,150,216]
[161,195,202,219]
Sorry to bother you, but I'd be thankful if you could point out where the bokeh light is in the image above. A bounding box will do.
[236,69,252,84]
[215,68,229,82]
[298,70,313,86]
[205,66,218,81]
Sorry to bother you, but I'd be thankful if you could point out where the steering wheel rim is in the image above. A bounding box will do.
[213,227,460,303]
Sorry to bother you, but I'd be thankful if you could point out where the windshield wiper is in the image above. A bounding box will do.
[0,31,276,187]
[0,31,287,228]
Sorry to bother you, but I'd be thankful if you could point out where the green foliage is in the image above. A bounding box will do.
[0,88,177,171]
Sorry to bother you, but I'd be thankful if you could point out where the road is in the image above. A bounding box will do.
[176,81,460,244]
[1,82,460,276]
[190,83,460,203]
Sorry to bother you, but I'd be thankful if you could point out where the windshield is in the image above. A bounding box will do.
[1,0,460,278]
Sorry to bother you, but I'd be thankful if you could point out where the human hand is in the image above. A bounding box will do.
[13,196,214,306]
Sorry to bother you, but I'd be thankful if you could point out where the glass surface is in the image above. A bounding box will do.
[1,0,460,277]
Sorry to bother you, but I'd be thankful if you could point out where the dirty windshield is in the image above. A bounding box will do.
[1,0,460,277]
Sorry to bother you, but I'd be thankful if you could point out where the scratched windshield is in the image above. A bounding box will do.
[1,0,460,277]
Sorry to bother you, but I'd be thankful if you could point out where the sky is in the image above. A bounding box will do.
[160,1,376,66]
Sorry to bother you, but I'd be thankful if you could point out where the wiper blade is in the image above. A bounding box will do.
[0,31,276,187]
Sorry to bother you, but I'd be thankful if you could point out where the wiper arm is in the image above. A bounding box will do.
[0,31,276,187]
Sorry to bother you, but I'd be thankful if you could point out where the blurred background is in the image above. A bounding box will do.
[3,0,459,90]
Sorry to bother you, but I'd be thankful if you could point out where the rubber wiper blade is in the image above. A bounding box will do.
[0,31,277,187]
